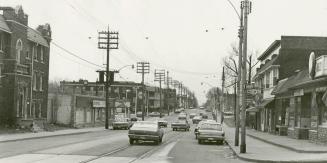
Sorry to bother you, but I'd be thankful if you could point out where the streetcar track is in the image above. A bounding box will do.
[79,129,187,163]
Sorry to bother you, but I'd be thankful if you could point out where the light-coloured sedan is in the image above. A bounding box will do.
[197,122,225,145]
[128,121,164,145]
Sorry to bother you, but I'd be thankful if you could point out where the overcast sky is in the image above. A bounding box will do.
[2,0,327,104]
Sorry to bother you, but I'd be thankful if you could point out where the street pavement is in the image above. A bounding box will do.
[0,109,245,163]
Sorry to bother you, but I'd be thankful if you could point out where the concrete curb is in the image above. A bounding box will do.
[246,133,327,154]
[224,139,327,163]
[0,130,102,143]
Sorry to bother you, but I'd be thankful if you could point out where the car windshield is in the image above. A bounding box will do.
[200,123,222,130]
[175,120,186,124]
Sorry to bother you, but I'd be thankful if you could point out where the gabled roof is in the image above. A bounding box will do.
[257,40,281,60]
[0,15,11,33]
[27,28,49,47]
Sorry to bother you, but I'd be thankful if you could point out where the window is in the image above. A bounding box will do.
[265,71,270,88]
[33,72,37,91]
[33,45,37,61]
[39,74,43,91]
[40,47,44,62]
[272,69,278,86]
[16,39,23,63]
[26,51,30,59]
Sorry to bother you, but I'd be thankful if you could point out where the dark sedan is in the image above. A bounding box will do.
[128,121,164,145]
[171,120,190,131]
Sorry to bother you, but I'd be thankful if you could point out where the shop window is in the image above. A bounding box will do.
[318,92,327,126]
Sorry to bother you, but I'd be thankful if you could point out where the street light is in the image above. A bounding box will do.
[116,64,134,72]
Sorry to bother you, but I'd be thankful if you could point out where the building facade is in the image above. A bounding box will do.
[0,6,51,127]
[253,36,327,134]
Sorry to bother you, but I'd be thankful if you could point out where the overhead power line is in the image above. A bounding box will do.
[51,41,104,69]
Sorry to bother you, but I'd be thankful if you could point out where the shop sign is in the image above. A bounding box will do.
[93,100,105,108]
[294,89,304,96]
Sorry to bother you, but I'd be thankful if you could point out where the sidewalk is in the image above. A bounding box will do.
[246,129,327,153]
[0,127,106,143]
[224,125,327,163]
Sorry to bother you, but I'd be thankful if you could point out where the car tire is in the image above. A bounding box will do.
[129,138,134,145]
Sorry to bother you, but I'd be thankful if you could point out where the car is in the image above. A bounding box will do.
[171,120,190,131]
[178,114,187,120]
[192,116,202,124]
[194,119,217,139]
[197,122,225,145]
[174,109,181,113]
[128,121,164,145]
[157,118,168,128]
[189,113,196,119]
[112,118,132,130]
[149,112,161,117]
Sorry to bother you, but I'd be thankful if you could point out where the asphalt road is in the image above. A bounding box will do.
[0,109,247,163]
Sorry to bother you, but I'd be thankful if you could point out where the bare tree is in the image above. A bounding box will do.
[222,43,260,87]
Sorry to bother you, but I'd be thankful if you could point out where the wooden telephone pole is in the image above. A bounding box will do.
[97,26,119,129]
[241,0,252,153]
[137,62,150,121]
[154,69,165,118]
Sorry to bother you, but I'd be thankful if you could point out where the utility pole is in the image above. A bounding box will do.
[166,71,170,115]
[154,69,165,118]
[241,0,251,153]
[137,62,150,121]
[216,87,220,122]
[236,2,244,147]
[97,26,119,129]
[221,67,225,124]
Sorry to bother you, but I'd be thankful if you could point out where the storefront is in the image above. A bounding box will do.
[290,78,327,143]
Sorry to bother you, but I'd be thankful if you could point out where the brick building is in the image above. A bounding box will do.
[0,6,51,127]
[252,36,327,143]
